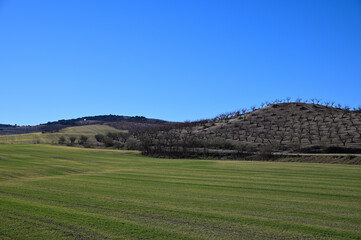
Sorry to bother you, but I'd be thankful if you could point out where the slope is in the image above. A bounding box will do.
[132,103,361,155]
[0,124,123,144]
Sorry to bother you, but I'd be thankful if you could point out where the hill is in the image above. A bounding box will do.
[2,102,361,158]
[128,102,361,157]
[0,114,168,136]
[0,125,124,144]
[198,102,361,149]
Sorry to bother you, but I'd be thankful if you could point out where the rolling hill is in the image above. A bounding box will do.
[0,114,168,136]
[129,102,361,156]
[2,102,361,157]
[0,124,124,144]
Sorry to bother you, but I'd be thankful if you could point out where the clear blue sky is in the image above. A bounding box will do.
[1,0,361,125]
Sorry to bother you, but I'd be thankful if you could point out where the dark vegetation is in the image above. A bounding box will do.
[56,135,91,147]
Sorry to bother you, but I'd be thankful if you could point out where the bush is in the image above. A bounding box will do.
[69,136,77,146]
[95,134,105,142]
[106,132,119,141]
[103,137,114,147]
[78,135,88,145]
[58,136,66,145]
[114,142,124,149]
[125,139,139,150]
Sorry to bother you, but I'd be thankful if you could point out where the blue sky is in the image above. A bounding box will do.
[1,0,361,125]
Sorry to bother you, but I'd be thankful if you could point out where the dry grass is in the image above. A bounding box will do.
[0,125,123,144]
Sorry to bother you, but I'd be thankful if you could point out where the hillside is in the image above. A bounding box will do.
[0,114,168,136]
[0,125,123,144]
[129,103,361,156]
[2,102,361,157]
[198,102,361,149]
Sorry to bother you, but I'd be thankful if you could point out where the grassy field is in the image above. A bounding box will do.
[0,125,123,144]
[0,145,360,239]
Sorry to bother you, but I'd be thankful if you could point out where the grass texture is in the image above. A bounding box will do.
[0,144,360,239]
[0,125,122,144]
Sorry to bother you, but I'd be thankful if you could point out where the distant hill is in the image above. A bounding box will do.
[0,115,169,136]
[0,125,124,144]
[130,102,361,156]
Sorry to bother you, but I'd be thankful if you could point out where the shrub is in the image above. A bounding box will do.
[103,137,114,147]
[58,136,66,145]
[113,141,124,149]
[69,136,77,146]
[125,139,139,150]
[78,135,88,145]
[95,134,105,142]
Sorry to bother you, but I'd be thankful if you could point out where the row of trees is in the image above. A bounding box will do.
[58,135,89,146]
[94,132,139,149]
[209,98,361,123]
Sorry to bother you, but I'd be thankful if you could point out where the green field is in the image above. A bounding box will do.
[0,145,360,239]
[0,125,123,144]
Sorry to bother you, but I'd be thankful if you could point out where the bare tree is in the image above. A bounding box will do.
[58,136,66,145]
[69,136,77,146]
[78,135,88,145]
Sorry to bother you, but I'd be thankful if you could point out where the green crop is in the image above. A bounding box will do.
[0,145,360,239]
